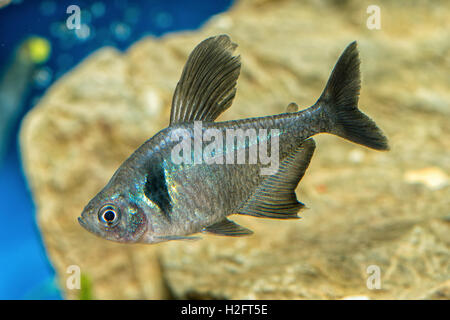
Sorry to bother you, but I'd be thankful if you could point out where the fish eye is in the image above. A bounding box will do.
[98,204,120,226]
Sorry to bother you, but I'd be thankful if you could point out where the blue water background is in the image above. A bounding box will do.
[0,0,232,300]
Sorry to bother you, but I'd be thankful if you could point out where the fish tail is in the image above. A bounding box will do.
[315,41,389,151]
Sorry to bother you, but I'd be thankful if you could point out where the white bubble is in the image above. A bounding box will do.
[75,24,91,40]
[154,12,173,29]
[91,1,106,18]
[143,90,162,116]
[111,22,130,41]
[348,149,365,164]
[33,67,53,88]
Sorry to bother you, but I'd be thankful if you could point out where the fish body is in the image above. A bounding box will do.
[78,35,388,244]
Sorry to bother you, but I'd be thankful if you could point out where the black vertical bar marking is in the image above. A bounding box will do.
[144,162,173,221]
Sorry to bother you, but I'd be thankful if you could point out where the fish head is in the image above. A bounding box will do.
[78,188,148,243]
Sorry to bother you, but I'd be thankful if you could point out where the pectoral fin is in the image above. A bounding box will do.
[169,34,241,124]
[204,218,253,236]
[238,138,316,219]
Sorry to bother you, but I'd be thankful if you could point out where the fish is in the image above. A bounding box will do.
[78,35,388,244]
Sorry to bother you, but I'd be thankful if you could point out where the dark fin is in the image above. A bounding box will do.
[169,34,241,124]
[286,102,299,113]
[315,41,389,151]
[204,218,253,236]
[238,139,316,219]
[144,162,172,221]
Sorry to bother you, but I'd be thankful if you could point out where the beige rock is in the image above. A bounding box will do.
[20,0,449,299]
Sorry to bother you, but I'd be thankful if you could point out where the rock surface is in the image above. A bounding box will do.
[20,0,449,299]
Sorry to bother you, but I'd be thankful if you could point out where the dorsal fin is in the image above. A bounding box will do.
[169,34,241,125]
[238,139,316,219]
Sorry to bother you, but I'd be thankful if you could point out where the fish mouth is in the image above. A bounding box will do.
[78,216,88,230]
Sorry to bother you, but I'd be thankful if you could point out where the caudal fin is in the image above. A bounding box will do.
[315,41,389,151]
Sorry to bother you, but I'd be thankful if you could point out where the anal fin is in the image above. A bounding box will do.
[154,235,201,242]
[204,218,253,236]
[238,138,316,219]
